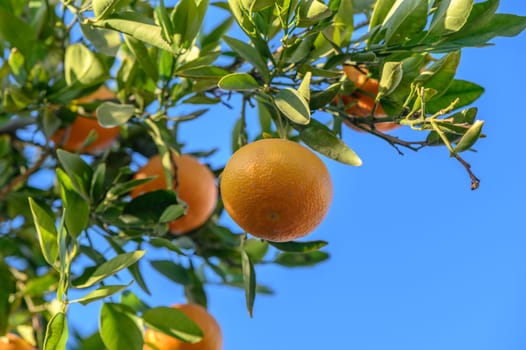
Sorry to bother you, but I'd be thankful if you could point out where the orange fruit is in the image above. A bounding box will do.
[51,86,121,154]
[339,65,400,133]
[143,304,223,350]
[220,138,333,242]
[0,334,35,350]
[130,154,218,234]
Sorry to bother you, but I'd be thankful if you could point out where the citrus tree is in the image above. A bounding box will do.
[1,0,525,349]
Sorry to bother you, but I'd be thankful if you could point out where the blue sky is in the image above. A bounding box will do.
[66,2,526,350]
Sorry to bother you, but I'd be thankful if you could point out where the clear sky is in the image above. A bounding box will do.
[67,2,526,350]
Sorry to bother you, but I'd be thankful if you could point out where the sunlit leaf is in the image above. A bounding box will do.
[73,251,145,288]
[96,102,135,127]
[454,120,484,152]
[100,303,143,350]
[299,119,362,166]
[274,88,311,125]
[274,251,330,267]
[70,283,132,305]
[43,312,68,350]
[93,0,119,19]
[65,43,108,86]
[56,168,90,238]
[241,248,256,317]
[143,307,203,343]
[219,73,260,91]
[150,260,192,285]
[28,198,58,268]
[269,240,328,253]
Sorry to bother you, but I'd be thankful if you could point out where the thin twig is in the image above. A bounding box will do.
[0,150,50,201]
[452,153,481,190]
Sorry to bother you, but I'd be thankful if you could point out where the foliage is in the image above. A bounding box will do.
[0,0,525,348]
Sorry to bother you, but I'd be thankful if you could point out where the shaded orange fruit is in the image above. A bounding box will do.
[51,86,121,154]
[339,65,400,133]
[220,138,333,242]
[143,304,223,350]
[0,334,35,350]
[130,154,218,234]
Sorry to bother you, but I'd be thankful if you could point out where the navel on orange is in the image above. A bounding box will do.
[143,304,222,350]
[50,85,121,154]
[220,138,333,242]
[130,154,218,235]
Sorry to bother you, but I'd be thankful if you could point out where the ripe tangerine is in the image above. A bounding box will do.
[220,138,333,242]
[339,65,400,133]
[50,86,121,154]
[143,304,222,350]
[130,154,218,234]
[0,334,34,350]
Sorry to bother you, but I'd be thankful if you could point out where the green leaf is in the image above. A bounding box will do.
[90,163,106,203]
[96,102,135,127]
[381,0,428,45]
[171,0,209,49]
[298,71,311,102]
[378,61,403,98]
[243,239,269,262]
[274,88,311,125]
[28,198,58,268]
[120,291,151,314]
[8,48,26,84]
[156,0,175,45]
[24,272,58,297]
[177,66,230,80]
[232,115,248,152]
[128,261,152,296]
[454,120,484,152]
[80,23,121,56]
[223,36,270,83]
[219,73,260,91]
[417,51,460,99]
[0,8,35,56]
[274,251,329,267]
[241,248,256,317]
[56,169,90,238]
[201,17,234,49]
[57,149,93,197]
[427,0,473,38]
[96,12,175,52]
[228,0,256,36]
[149,237,186,256]
[269,240,327,253]
[123,190,183,224]
[150,260,193,285]
[73,331,106,350]
[184,276,208,308]
[298,0,332,27]
[425,79,484,114]
[159,204,186,223]
[100,303,144,350]
[65,43,108,86]
[93,0,119,19]
[43,312,68,350]
[299,119,362,166]
[73,251,145,288]
[434,0,526,50]
[0,261,15,335]
[309,84,340,109]
[123,34,159,81]
[70,283,132,305]
[143,307,204,344]
[369,0,396,30]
